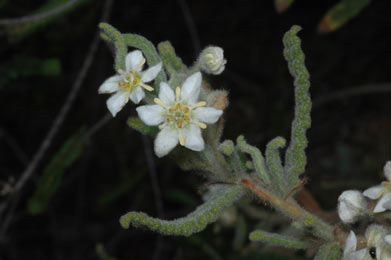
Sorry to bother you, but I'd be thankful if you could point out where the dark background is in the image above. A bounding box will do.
[1,0,391,259]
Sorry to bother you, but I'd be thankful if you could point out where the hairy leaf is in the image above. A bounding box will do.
[237,135,271,184]
[99,23,127,72]
[127,116,159,136]
[119,185,244,236]
[314,243,341,260]
[282,25,311,188]
[249,229,315,249]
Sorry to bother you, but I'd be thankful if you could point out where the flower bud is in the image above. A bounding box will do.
[199,46,227,75]
[337,190,367,224]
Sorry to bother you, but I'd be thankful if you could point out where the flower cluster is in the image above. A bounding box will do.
[98,49,224,157]
[337,162,391,259]
[337,161,391,225]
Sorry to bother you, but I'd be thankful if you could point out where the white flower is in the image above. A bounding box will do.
[363,161,391,213]
[98,50,162,117]
[338,190,367,224]
[136,72,223,157]
[199,46,227,75]
[343,231,367,260]
[365,225,391,260]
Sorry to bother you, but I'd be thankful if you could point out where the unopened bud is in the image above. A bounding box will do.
[212,90,229,110]
[199,46,227,75]
[338,190,367,224]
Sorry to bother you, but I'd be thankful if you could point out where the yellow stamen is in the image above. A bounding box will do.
[178,131,186,146]
[192,101,206,108]
[140,83,154,91]
[375,189,386,199]
[154,98,166,108]
[176,87,181,101]
[194,120,207,129]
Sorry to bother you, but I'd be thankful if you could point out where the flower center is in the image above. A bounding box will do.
[383,181,391,191]
[118,71,141,92]
[166,102,191,129]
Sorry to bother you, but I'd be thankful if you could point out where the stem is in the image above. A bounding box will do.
[241,179,334,241]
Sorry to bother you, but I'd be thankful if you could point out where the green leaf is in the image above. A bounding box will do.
[265,136,287,196]
[158,41,187,87]
[236,135,271,184]
[27,127,87,215]
[249,229,315,249]
[314,243,341,260]
[318,0,371,33]
[127,116,159,136]
[282,25,311,189]
[98,23,127,72]
[119,185,244,236]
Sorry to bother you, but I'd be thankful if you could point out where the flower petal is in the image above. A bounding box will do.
[193,107,223,124]
[98,75,121,94]
[384,161,391,181]
[136,105,165,126]
[363,185,384,200]
[141,62,162,82]
[344,231,357,256]
[385,235,391,246]
[181,72,202,104]
[374,193,391,213]
[106,91,128,117]
[350,248,367,260]
[159,82,175,105]
[129,86,145,104]
[125,50,144,72]
[154,126,178,157]
[182,124,204,151]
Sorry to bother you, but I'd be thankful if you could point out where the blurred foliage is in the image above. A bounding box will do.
[0,56,61,89]
[318,0,371,33]
[27,127,87,215]
[3,0,92,42]
[275,0,371,33]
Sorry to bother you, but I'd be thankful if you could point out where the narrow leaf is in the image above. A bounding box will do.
[158,41,187,87]
[237,135,271,184]
[274,0,295,13]
[99,23,127,72]
[265,136,287,196]
[127,116,159,136]
[249,229,315,249]
[314,243,341,260]
[282,25,311,188]
[318,0,371,33]
[27,127,87,215]
[119,185,244,236]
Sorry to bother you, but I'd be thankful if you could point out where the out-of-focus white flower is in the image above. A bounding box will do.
[343,231,367,260]
[98,50,162,117]
[136,72,223,157]
[363,161,391,213]
[199,46,227,75]
[365,225,391,260]
[338,190,367,224]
